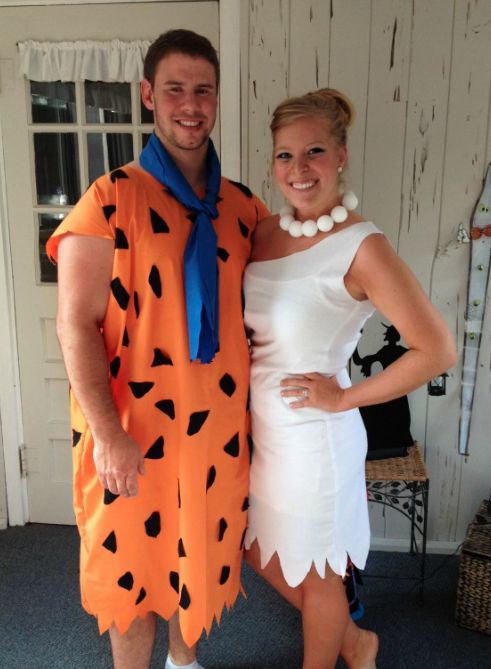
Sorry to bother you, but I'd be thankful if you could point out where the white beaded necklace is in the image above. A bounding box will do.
[278,190,358,238]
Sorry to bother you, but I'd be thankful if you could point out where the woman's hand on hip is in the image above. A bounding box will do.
[280,372,345,412]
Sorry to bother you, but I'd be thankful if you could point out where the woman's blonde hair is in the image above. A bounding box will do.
[270,88,354,147]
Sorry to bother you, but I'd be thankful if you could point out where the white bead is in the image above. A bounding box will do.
[279,204,294,217]
[289,221,303,237]
[302,219,318,237]
[317,214,334,232]
[342,191,358,211]
[279,214,295,231]
[331,205,348,223]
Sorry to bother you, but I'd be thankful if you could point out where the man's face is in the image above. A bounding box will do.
[141,52,218,155]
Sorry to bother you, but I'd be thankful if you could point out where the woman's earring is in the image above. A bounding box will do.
[337,165,343,174]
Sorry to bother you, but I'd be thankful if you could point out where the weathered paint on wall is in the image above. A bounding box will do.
[244,0,491,545]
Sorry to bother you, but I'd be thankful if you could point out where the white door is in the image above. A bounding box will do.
[0,1,218,524]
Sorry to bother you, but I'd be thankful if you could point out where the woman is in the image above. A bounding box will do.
[243,88,456,669]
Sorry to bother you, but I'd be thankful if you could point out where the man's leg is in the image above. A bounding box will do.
[109,612,156,669]
[167,612,199,666]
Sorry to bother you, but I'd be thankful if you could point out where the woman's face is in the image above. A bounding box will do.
[273,116,347,219]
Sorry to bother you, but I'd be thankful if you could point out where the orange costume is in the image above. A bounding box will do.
[47,164,269,645]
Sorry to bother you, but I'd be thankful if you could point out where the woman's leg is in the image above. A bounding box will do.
[300,563,349,669]
[245,541,378,668]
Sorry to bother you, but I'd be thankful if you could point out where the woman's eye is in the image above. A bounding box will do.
[308,147,324,155]
[275,152,291,160]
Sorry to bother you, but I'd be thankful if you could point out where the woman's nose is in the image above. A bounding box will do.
[291,157,308,173]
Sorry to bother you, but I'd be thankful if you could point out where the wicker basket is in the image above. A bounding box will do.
[455,501,491,636]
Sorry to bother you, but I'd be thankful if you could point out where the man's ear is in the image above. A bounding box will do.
[140,79,154,111]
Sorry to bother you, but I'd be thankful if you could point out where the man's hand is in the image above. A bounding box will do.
[93,433,145,498]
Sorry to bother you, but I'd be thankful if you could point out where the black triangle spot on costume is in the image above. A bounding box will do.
[122,328,130,347]
[115,227,129,249]
[242,497,249,511]
[216,195,223,204]
[150,208,170,233]
[224,433,240,457]
[238,219,249,238]
[104,490,120,505]
[187,213,197,224]
[103,205,116,222]
[135,587,146,605]
[169,571,179,593]
[144,511,161,538]
[151,348,173,367]
[217,247,229,262]
[118,572,134,591]
[134,292,140,318]
[102,531,117,553]
[219,373,236,397]
[219,566,230,585]
[110,278,130,310]
[218,518,228,542]
[148,265,162,298]
[144,436,164,459]
[178,538,186,557]
[179,584,191,609]
[187,410,210,436]
[129,381,154,398]
[72,430,82,448]
[228,179,253,198]
[206,466,216,491]
[247,434,254,463]
[109,356,121,379]
[155,399,175,420]
[110,168,129,182]
[240,528,247,550]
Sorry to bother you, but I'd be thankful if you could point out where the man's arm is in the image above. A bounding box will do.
[56,234,144,497]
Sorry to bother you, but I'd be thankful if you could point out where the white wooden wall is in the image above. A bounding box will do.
[243,0,491,548]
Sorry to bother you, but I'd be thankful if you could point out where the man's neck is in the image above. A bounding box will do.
[163,139,209,192]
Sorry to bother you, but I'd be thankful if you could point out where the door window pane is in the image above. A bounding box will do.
[34,133,80,205]
[31,81,76,123]
[87,133,133,183]
[38,213,65,283]
[85,82,131,124]
[142,133,152,149]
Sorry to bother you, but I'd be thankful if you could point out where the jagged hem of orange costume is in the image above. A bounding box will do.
[85,578,246,648]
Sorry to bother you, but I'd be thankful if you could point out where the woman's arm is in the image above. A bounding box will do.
[281,233,457,411]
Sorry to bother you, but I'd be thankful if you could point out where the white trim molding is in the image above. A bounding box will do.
[0,119,28,527]
[219,0,241,181]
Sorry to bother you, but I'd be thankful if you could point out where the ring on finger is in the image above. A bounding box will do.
[302,388,309,398]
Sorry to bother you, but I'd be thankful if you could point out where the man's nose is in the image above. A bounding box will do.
[179,92,201,112]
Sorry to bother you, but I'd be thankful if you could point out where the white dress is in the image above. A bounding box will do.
[243,221,382,587]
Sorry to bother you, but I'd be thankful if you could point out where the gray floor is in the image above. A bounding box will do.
[0,524,489,669]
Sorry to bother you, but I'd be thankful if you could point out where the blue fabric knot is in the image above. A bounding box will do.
[140,132,221,363]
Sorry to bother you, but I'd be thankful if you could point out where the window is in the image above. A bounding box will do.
[19,39,152,283]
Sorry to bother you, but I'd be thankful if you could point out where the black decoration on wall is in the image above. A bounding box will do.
[352,324,413,460]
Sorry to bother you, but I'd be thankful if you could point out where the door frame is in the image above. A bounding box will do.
[0,0,241,526]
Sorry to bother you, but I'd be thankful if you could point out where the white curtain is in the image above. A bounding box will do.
[17,40,151,82]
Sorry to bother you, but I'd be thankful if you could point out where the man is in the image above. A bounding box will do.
[47,30,269,669]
